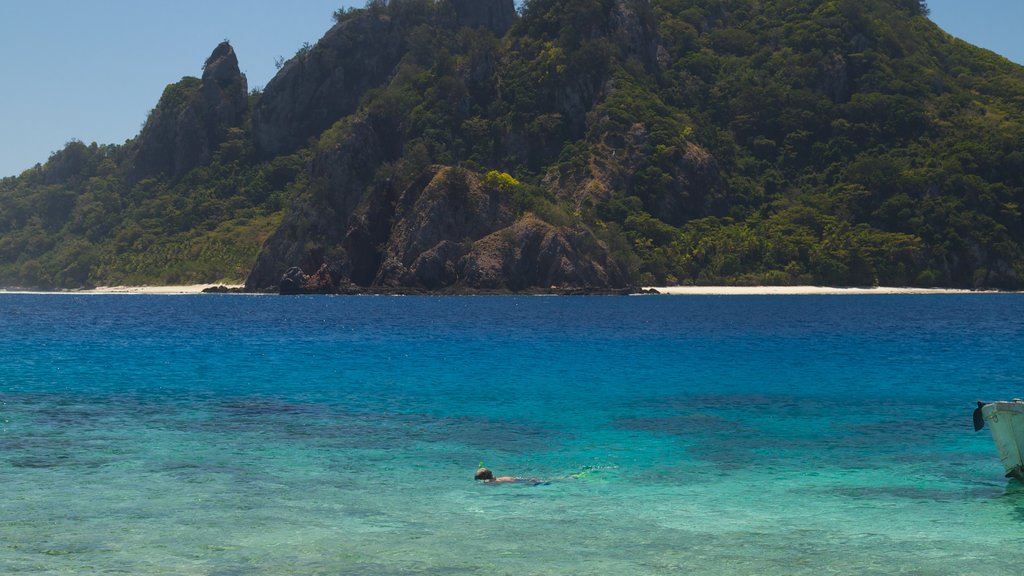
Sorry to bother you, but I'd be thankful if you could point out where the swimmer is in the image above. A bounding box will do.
[474,467,544,485]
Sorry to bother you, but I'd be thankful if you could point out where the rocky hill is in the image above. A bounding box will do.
[133,42,249,181]
[1,0,1023,292]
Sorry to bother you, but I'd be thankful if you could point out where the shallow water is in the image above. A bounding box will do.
[2,294,1023,574]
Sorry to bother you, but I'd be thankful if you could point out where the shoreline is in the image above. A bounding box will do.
[642,286,986,295]
[0,284,245,295]
[0,284,1012,296]
[80,284,247,294]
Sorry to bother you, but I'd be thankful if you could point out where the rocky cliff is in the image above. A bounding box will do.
[250,15,409,159]
[251,1,516,160]
[132,42,248,180]
[246,162,630,293]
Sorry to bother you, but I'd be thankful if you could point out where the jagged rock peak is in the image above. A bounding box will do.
[251,14,403,158]
[448,0,515,35]
[202,41,242,86]
[197,41,248,131]
[131,41,247,181]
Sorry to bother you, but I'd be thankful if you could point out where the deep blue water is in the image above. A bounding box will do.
[2,293,1024,574]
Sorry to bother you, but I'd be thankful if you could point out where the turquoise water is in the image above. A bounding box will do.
[2,294,1024,574]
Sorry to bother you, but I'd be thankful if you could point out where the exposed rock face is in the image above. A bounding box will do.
[251,2,515,160]
[449,0,516,35]
[373,167,516,289]
[279,264,336,295]
[245,112,392,291]
[245,165,631,293]
[132,42,247,180]
[199,42,249,132]
[460,215,630,291]
[612,0,660,73]
[279,266,309,295]
[251,15,409,158]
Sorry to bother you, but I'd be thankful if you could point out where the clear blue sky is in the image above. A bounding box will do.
[1,0,1021,178]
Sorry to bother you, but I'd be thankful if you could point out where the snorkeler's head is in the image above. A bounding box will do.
[475,467,494,481]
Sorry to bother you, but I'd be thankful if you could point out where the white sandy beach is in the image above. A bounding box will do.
[643,285,980,295]
[0,284,248,295]
[77,284,244,294]
[0,286,227,295]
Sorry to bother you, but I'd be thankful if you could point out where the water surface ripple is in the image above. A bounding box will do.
[1,294,1022,574]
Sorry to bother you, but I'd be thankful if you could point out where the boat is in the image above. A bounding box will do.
[974,400,1024,482]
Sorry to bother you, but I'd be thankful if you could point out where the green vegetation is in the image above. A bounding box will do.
[2,0,1022,289]
[636,0,1024,288]
[0,137,291,288]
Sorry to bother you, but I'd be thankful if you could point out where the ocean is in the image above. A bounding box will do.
[2,293,1023,574]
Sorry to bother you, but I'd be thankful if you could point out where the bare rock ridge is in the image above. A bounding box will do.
[251,15,407,158]
[252,0,516,160]
[132,42,248,180]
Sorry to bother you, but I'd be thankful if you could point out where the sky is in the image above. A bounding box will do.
[1,0,1021,179]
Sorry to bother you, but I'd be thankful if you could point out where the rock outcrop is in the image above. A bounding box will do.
[245,165,631,294]
[611,0,660,73]
[448,0,516,35]
[460,214,630,291]
[279,264,336,295]
[251,15,410,158]
[245,111,393,291]
[132,42,247,180]
[373,167,516,289]
[251,2,516,160]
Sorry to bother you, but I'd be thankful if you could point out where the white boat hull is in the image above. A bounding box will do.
[980,401,1024,481]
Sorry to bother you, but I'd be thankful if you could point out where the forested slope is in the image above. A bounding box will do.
[1,0,1021,291]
